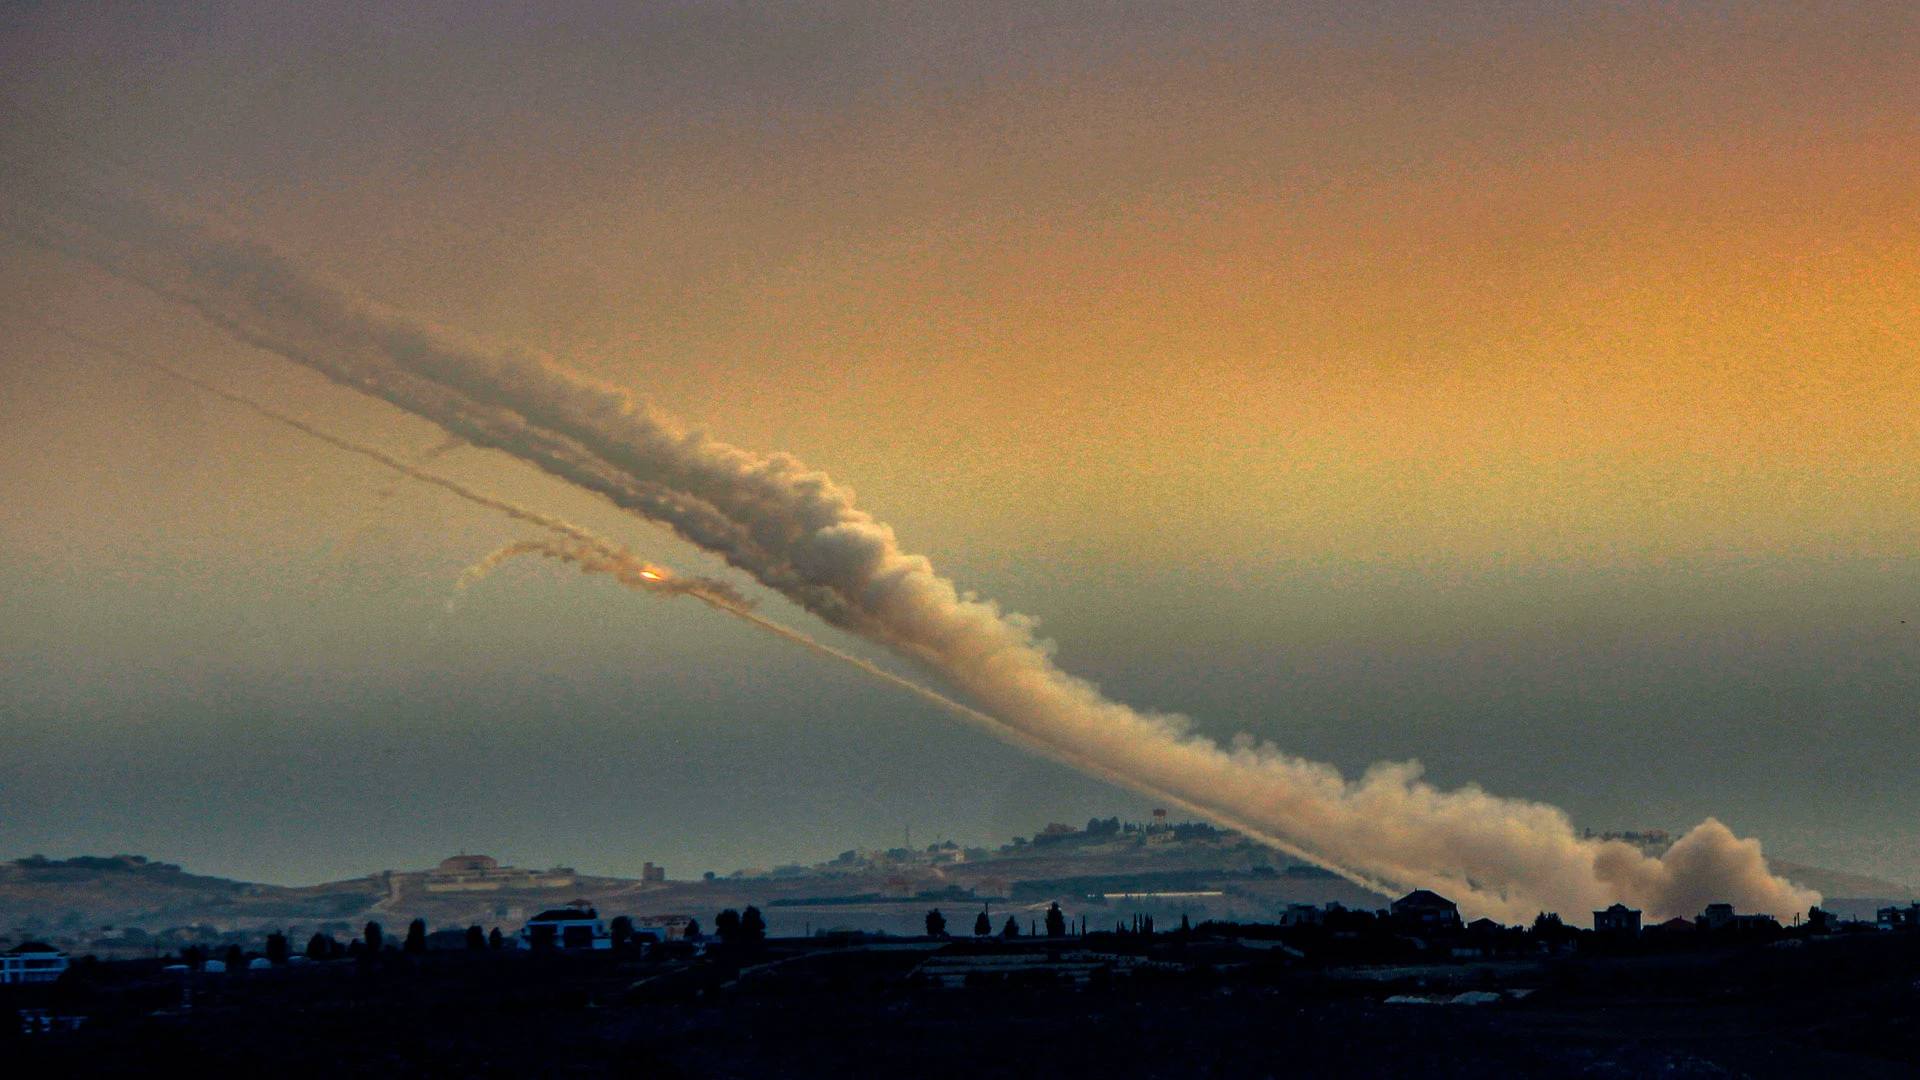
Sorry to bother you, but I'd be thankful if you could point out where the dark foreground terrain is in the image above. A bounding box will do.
[10,932,1920,1079]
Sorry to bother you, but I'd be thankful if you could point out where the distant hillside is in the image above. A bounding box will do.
[1770,860,1915,901]
[0,853,640,948]
[7,830,1906,955]
[0,855,278,928]
[0,854,402,941]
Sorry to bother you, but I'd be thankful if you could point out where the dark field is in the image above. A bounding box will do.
[10,933,1920,1079]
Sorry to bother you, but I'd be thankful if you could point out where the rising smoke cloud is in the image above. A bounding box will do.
[63,327,1332,883]
[8,175,1820,923]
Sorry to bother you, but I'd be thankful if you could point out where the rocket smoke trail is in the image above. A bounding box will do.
[66,329,1377,889]
[56,329,754,613]
[461,533,1399,894]
[11,175,1819,923]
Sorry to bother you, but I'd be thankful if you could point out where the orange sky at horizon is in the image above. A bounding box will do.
[5,0,1920,887]
[7,0,1918,580]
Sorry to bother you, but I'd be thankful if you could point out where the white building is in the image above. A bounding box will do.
[1,943,69,984]
[521,905,612,950]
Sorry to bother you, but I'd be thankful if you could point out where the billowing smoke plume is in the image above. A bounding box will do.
[10,177,1820,923]
[65,327,1312,874]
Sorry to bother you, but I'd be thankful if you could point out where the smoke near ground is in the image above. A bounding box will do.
[6,176,1821,924]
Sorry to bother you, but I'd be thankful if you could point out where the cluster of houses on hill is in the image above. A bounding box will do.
[505,886,1920,960]
[1273,888,1920,948]
[12,867,1920,983]
[419,854,578,894]
[417,854,669,894]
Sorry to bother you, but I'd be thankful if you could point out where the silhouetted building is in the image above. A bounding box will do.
[1697,903,1780,934]
[1877,903,1919,930]
[1390,890,1462,932]
[642,862,667,884]
[0,943,67,984]
[1279,903,1325,927]
[1594,903,1642,935]
[521,904,611,950]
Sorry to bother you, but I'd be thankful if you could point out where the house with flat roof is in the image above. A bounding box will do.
[1,943,68,984]
[521,904,611,951]
[1698,903,1781,934]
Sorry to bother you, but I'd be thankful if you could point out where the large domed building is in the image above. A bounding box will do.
[423,854,574,893]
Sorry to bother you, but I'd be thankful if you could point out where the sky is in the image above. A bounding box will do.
[1,1,1917,888]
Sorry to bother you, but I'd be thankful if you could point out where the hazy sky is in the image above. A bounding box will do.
[2,1,1917,887]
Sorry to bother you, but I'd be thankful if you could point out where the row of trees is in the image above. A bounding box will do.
[192,900,1097,966]
[712,907,765,944]
[925,902,1072,940]
[293,920,510,963]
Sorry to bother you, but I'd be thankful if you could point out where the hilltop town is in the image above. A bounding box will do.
[2,815,1911,964]
[7,837,1920,1076]
[7,818,1920,1075]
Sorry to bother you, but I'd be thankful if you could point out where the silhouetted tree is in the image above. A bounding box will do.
[488,927,504,950]
[610,915,634,949]
[1045,903,1066,937]
[925,909,948,938]
[305,933,332,961]
[683,918,701,941]
[404,919,427,955]
[1179,914,1190,933]
[1002,916,1020,938]
[223,944,244,970]
[466,925,486,951]
[741,906,767,942]
[974,911,992,937]
[364,922,384,953]
[183,945,207,969]
[265,932,289,966]
[715,909,742,944]
[1530,911,1579,948]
